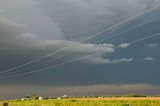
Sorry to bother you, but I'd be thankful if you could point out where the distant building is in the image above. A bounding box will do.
[21,98,31,101]
[57,97,61,99]
[21,96,43,100]
[62,95,68,99]
[39,96,43,100]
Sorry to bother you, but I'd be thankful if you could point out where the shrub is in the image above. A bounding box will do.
[3,102,8,106]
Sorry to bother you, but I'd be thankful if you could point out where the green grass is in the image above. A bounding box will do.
[0,98,160,106]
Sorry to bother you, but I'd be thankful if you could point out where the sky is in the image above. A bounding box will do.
[0,0,160,99]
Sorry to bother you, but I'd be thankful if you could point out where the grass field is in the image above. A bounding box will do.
[0,97,160,106]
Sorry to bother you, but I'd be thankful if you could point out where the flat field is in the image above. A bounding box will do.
[0,97,160,106]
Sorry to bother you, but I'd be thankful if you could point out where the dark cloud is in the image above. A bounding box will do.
[37,0,158,40]
[0,0,160,98]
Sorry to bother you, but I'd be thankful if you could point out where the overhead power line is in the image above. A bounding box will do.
[0,32,160,80]
[0,4,159,74]
[1,14,160,76]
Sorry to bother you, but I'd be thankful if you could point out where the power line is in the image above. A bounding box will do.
[1,14,160,76]
[0,32,160,80]
[1,4,159,74]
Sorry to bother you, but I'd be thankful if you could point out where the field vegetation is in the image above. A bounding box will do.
[0,97,160,106]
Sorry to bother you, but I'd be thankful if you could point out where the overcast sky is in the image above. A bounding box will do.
[0,0,160,99]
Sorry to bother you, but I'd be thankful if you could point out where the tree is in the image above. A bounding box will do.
[31,94,39,100]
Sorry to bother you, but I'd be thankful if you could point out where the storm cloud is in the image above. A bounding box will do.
[0,0,160,98]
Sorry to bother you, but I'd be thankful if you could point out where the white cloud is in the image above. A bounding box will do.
[143,57,155,61]
[86,57,133,64]
[148,43,157,47]
[110,58,133,63]
[119,43,130,48]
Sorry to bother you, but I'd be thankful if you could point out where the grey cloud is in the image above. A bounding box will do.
[19,33,115,64]
[36,0,159,40]
[0,0,159,77]
[0,17,27,51]
[0,0,160,98]
[153,0,160,5]
[0,17,26,38]
[1,0,120,65]
[0,9,4,13]
[0,0,159,72]
[0,0,64,40]
[0,17,114,65]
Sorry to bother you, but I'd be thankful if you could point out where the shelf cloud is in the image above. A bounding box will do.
[0,0,160,98]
